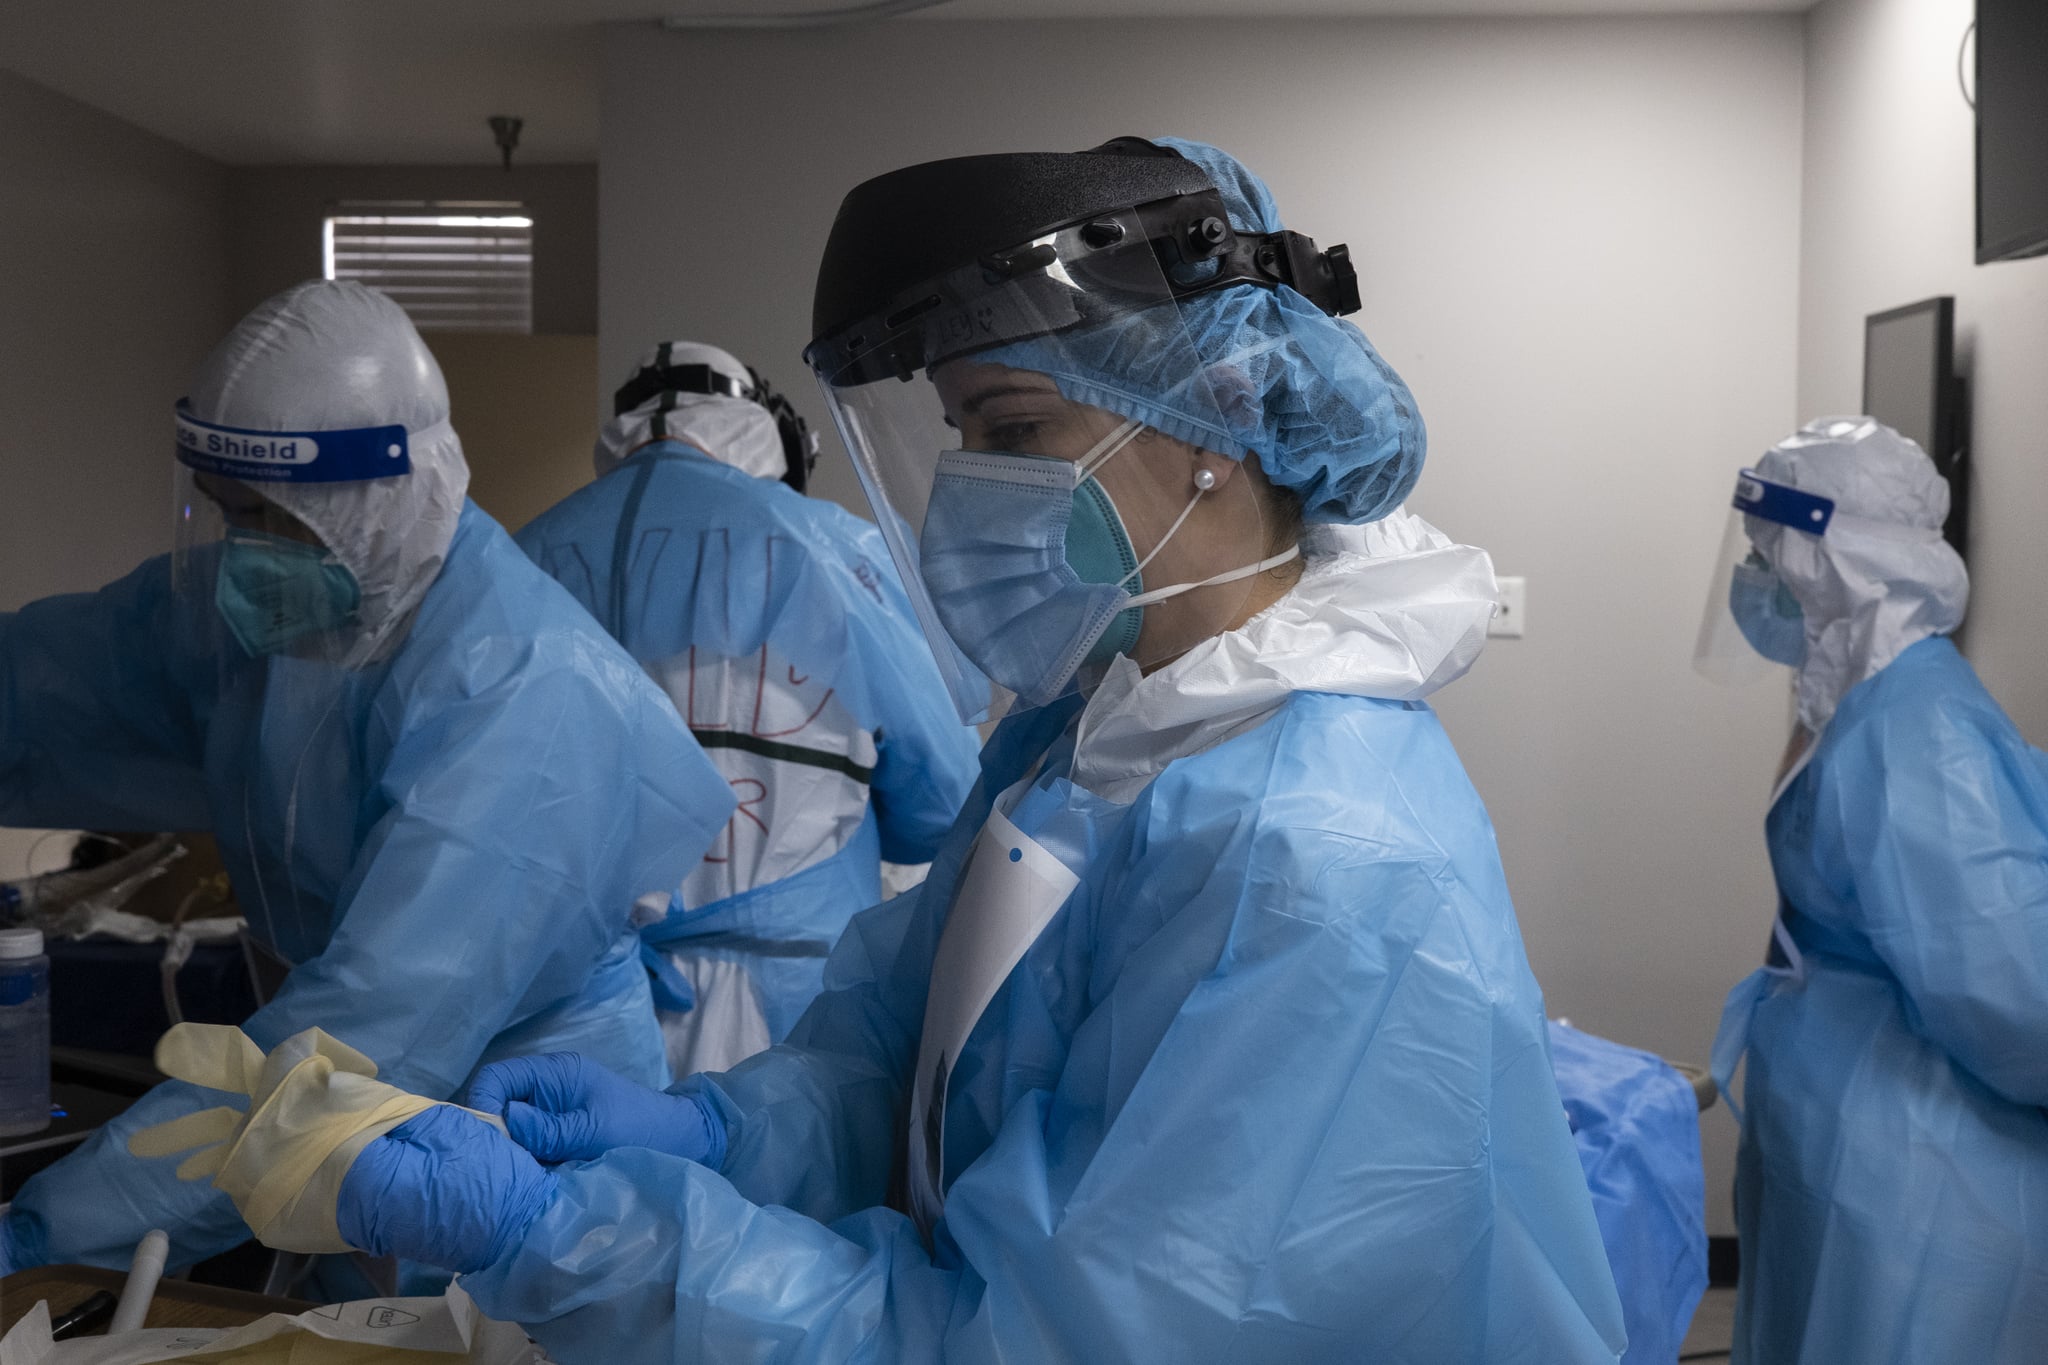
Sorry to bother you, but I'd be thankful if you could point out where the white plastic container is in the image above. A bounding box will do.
[0,926,51,1136]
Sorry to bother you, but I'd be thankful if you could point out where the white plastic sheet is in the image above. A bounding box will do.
[0,1285,539,1365]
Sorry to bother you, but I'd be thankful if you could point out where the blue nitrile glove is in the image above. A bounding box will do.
[466,1052,727,1169]
[336,1106,557,1275]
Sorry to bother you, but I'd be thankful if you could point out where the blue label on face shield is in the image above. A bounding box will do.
[174,402,415,483]
[1734,469,1834,536]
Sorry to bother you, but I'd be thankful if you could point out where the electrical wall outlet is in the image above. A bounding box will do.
[1490,576,1527,638]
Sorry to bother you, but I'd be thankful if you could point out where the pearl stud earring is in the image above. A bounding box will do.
[1193,468,1218,491]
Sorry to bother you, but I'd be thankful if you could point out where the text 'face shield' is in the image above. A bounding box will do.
[807,207,1280,724]
[1694,469,1835,684]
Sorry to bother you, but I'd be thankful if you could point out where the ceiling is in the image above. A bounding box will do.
[0,0,1811,166]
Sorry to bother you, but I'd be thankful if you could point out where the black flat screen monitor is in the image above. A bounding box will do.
[1976,0,2048,263]
[1864,296,1968,557]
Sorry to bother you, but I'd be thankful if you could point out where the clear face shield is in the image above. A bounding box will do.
[1693,468,1835,684]
[172,402,426,960]
[171,401,411,670]
[805,208,1293,724]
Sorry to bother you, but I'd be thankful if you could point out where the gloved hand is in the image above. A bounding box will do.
[0,1220,18,1279]
[337,1105,556,1275]
[127,1024,463,1254]
[467,1052,727,1169]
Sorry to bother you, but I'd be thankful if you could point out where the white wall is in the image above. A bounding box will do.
[601,13,1807,1235]
[429,332,605,532]
[1800,0,2048,741]
[0,71,230,877]
[0,70,230,612]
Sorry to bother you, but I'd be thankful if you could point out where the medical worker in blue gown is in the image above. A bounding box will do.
[202,139,1627,1361]
[0,281,733,1280]
[515,341,978,1077]
[1699,418,2048,1364]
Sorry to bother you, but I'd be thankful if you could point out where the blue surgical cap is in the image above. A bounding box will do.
[988,137,1425,526]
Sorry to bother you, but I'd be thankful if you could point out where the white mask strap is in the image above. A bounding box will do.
[1122,486,1205,588]
[1076,419,1144,481]
[1074,420,1294,609]
[1123,544,1302,610]
[1074,415,1190,589]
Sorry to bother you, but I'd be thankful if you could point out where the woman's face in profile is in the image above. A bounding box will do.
[933,360,1281,665]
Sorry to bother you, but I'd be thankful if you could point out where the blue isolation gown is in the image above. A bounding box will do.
[515,442,978,1062]
[0,503,733,1272]
[462,689,1625,1363]
[1716,636,2048,1363]
[1549,1020,1708,1365]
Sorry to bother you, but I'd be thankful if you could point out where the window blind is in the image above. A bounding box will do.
[323,209,533,334]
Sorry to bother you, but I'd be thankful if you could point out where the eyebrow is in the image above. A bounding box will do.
[958,383,1060,418]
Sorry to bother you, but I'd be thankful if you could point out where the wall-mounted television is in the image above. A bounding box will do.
[1976,0,2048,263]
[1864,296,1968,558]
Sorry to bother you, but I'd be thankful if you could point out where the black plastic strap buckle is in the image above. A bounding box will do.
[613,360,755,417]
[1251,232,1361,317]
[1125,189,1362,319]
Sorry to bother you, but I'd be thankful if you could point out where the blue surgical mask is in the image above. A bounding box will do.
[1728,554,1805,667]
[919,432,1143,709]
[215,530,361,657]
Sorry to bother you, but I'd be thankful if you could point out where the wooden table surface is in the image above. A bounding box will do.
[0,1265,311,1337]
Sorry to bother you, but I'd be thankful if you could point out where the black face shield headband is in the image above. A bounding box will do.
[804,136,1360,389]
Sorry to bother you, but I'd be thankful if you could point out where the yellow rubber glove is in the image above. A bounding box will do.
[128,1023,504,1254]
